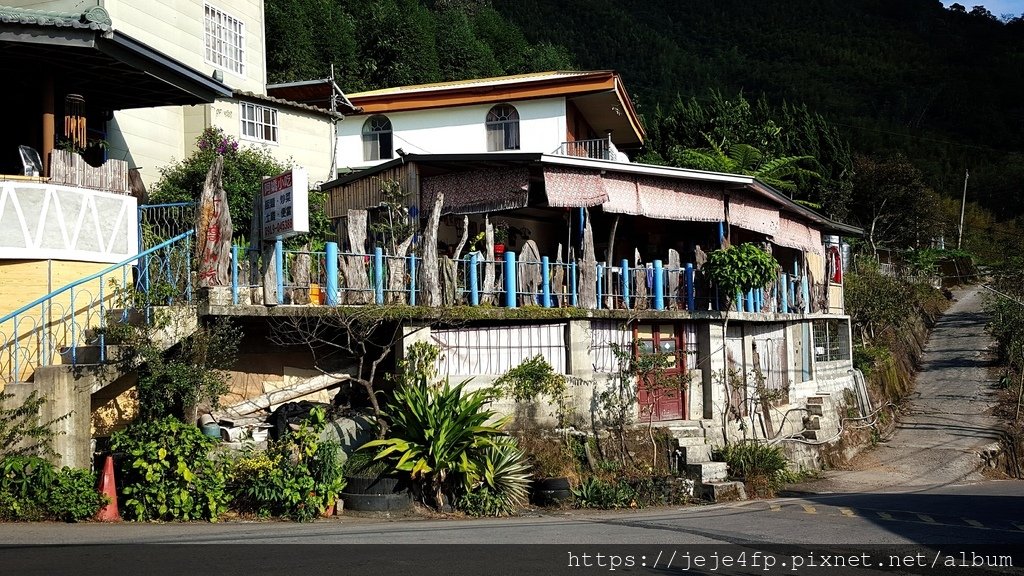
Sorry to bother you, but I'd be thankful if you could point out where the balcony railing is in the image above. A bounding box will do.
[553,138,613,160]
[232,241,818,317]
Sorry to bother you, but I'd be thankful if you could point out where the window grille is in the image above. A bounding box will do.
[204,4,245,76]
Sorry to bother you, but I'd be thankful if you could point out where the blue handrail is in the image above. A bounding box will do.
[0,230,196,325]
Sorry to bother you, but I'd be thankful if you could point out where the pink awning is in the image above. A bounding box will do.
[543,167,608,207]
[602,175,725,221]
[774,215,824,255]
[422,168,529,214]
[729,196,779,236]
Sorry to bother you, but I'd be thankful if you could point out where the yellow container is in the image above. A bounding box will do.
[309,283,322,305]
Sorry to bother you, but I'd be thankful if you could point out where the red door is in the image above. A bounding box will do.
[636,323,687,422]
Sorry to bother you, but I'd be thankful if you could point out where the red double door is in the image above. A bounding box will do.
[635,323,688,422]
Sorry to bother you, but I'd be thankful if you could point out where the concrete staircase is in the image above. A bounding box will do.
[800,394,833,441]
[667,422,747,502]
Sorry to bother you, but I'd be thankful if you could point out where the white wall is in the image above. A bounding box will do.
[337,98,567,170]
[104,0,266,93]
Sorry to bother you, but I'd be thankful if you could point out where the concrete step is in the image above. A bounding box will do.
[675,435,709,448]
[801,430,819,440]
[803,415,821,430]
[666,426,705,439]
[806,395,828,406]
[700,481,747,503]
[681,444,712,464]
[686,461,728,483]
[58,345,126,365]
[806,403,824,416]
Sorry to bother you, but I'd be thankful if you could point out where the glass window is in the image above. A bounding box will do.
[362,115,393,161]
[240,102,278,143]
[204,4,245,76]
[486,104,520,151]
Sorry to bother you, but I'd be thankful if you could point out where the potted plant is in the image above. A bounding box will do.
[493,222,509,255]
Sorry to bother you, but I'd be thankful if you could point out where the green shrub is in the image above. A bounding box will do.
[714,441,789,496]
[458,439,531,516]
[111,417,229,521]
[0,456,104,522]
[229,407,345,522]
[572,476,636,509]
[364,376,507,510]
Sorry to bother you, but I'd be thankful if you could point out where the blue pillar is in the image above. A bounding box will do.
[685,263,695,311]
[231,245,239,305]
[408,255,417,306]
[653,260,664,310]
[469,253,479,306]
[802,270,810,313]
[718,221,726,248]
[620,259,630,309]
[373,247,384,304]
[504,251,517,308]
[326,242,339,306]
[736,289,743,312]
[781,273,789,313]
[275,239,284,305]
[570,260,578,307]
[596,264,604,310]
[746,289,754,313]
[541,256,551,308]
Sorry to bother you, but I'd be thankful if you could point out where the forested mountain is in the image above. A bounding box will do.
[265,0,1024,256]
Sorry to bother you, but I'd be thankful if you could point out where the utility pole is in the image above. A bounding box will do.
[957,168,969,250]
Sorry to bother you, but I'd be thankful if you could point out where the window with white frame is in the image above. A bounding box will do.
[362,115,393,161]
[812,319,851,362]
[204,4,245,76]
[240,102,278,143]
[486,104,520,151]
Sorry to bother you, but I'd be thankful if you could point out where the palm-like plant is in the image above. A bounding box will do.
[669,134,821,196]
[362,375,507,509]
[471,438,532,512]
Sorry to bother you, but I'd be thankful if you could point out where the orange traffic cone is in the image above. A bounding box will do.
[94,455,121,522]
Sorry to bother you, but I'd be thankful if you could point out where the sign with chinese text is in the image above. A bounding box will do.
[261,167,309,240]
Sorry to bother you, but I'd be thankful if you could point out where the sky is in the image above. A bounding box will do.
[941,0,1024,17]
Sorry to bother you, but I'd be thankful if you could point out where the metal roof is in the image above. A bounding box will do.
[347,71,603,98]
[321,152,863,236]
[0,5,231,110]
[234,90,345,120]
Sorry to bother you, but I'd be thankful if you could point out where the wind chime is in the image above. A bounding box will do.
[63,94,87,150]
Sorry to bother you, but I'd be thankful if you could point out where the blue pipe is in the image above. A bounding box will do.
[326,242,339,306]
[504,251,517,308]
[653,260,664,310]
[408,255,417,306]
[621,259,630,309]
[685,263,695,311]
[275,239,284,305]
[231,245,239,305]
[469,253,479,306]
[541,256,551,308]
[596,264,604,310]
[373,247,384,305]
[570,260,578,307]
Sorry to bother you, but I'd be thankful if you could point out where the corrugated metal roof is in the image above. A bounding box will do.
[0,4,111,30]
[234,90,344,120]
[348,71,607,98]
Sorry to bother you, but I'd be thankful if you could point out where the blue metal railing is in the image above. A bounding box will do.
[0,231,195,383]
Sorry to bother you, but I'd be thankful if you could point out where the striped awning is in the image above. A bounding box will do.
[543,167,608,207]
[602,174,725,221]
[774,215,824,255]
[729,196,779,236]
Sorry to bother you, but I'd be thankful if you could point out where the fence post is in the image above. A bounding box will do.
[231,245,239,305]
[326,242,339,306]
[746,289,754,313]
[781,273,789,313]
[99,278,106,364]
[718,221,726,247]
[408,255,417,306]
[620,259,630,309]
[685,263,695,311]
[504,251,517,308]
[653,260,664,310]
[570,260,578,307]
[275,239,284,305]
[802,270,810,313]
[469,253,479,306]
[596,264,604,310]
[541,256,551,308]
[374,246,384,305]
